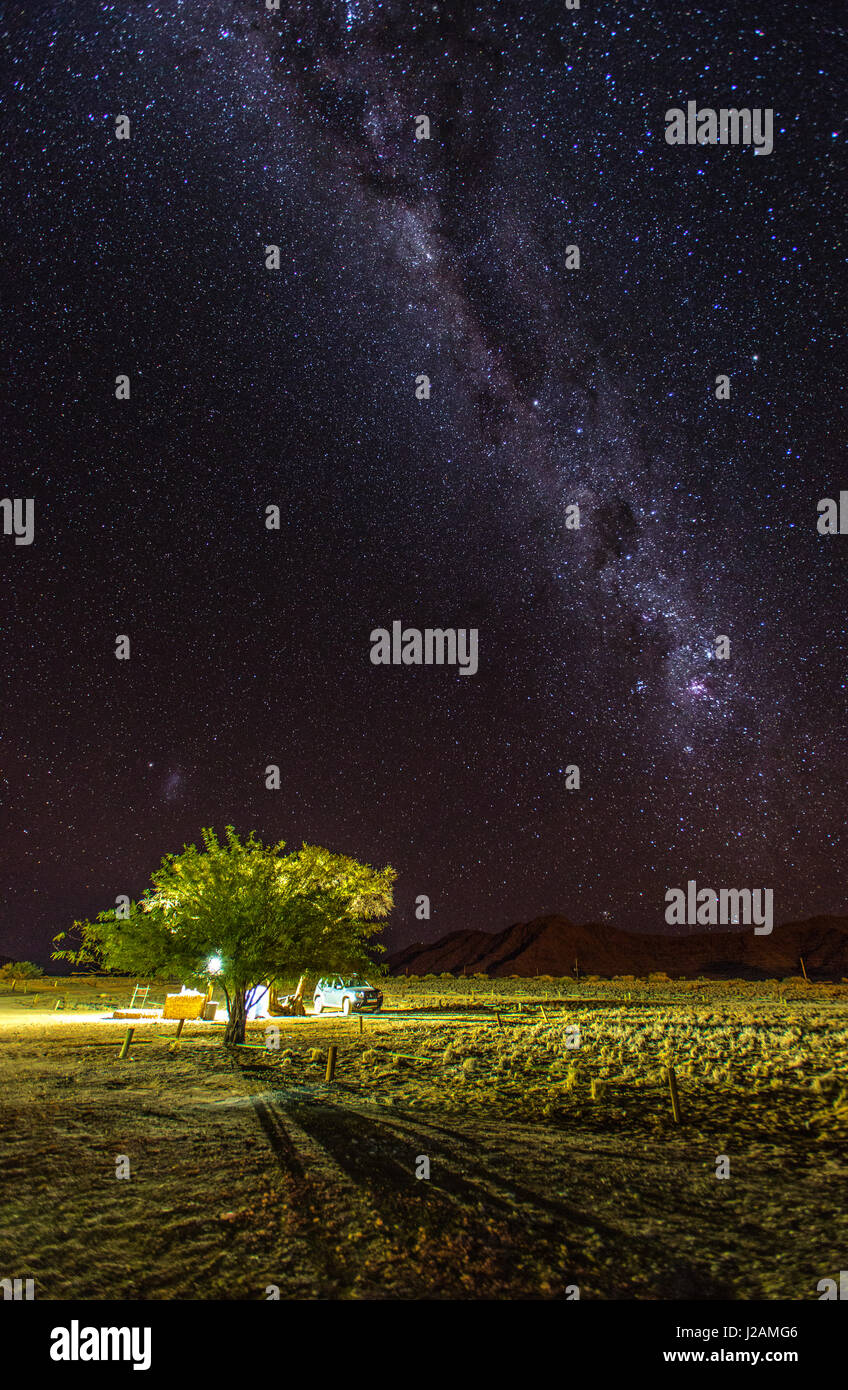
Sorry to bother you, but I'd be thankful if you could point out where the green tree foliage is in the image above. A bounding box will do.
[0,961,44,980]
[53,827,395,1044]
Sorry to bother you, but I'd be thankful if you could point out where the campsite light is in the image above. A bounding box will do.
[207,955,223,975]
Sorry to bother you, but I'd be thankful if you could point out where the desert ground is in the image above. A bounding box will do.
[1,973,846,1300]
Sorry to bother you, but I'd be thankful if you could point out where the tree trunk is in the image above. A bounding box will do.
[224,986,247,1046]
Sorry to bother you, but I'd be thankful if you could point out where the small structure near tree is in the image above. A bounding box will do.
[268,975,307,1016]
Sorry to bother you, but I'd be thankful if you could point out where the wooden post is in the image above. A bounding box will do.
[175,1018,185,1038]
[590,1078,601,1101]
[799,956,809,982]
[359,1014,363,1035]
[540,1006,550,1025]
[119,1027,134,1060]
[496,1011,503,1028]
[665,1065,681,1123]
[325,1045,337,1082]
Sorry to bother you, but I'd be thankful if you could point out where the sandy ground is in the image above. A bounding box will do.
[1,980,846,1300]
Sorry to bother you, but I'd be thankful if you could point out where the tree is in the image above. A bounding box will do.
[0,961,44,980]
[53,827,395,1045]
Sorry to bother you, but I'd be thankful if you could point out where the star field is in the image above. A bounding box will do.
[1,0,846,961]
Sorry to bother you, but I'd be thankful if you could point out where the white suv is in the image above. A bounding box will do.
[313,976,383,1016]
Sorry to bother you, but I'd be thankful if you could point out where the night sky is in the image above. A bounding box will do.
[2,0,846,964]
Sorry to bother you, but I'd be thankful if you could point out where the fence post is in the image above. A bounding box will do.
[118,1027,134,1060]
[325,1045,337,1083]
[665,1065,682,1123]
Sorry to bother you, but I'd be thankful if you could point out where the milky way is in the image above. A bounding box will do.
[1,0,845,958]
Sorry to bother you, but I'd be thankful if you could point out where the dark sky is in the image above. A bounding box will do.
[1,0,846,963]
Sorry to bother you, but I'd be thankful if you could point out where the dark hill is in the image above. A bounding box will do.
[387,914,848,980]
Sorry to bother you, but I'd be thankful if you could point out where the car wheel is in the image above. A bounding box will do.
[342,997,352,1016]
[314,998,323,1015]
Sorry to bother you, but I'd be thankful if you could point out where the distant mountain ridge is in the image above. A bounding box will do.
[387,914,848,980]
